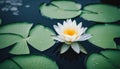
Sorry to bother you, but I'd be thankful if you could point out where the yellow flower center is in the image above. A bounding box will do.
[64,28,77,36]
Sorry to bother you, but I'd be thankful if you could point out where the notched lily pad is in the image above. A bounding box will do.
[0,34,22,49]
[101,50,120,67]
[0,23,33,38]
[87,24,120,49]
[27,25,55,51]
[40,1,81,19]
[0,23,55,54]
[9,39,29,54]
[0,55,58,69]
[51,1,81,11]
[81,4,120,23]
[86,50,120,69]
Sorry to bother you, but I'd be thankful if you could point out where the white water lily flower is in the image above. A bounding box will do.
[53,19,92,54]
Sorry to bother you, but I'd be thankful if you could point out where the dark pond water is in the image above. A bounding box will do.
[0,0,120,69]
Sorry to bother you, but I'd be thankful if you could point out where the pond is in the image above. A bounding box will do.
[0,0,120,69]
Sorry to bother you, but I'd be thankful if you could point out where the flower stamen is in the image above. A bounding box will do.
[64,28,77,36]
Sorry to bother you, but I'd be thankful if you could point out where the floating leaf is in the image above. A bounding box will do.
[40,1,81,19]
[51,1,81,10]
[101,50,120,67]
[0,23,55,54]
[0,55,58,69]
[0,34,22,49]
[0,23,33,38]
[87,24,120,49]
[81,4,120,23]
[27,25,55,51]
[86,50,120,69]
[0,59,20,69]
[9,39,29,54]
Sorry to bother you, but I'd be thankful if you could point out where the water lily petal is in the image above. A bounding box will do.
[57,23,64,30]
[58,36,65,41]
[64,34,76,42]
[77,22,82,29]
[60,44,70,54]
[67,19,72,24]
[71,42,80,54]
[73,20,77,26]
[79,27,87,35]
[69,20,75,26]
[82,28,87,33]
[53,19,92,45]
[65,36,71,41]
[53,25,62,35]
[52,36,64,42]
[71,35,78,41]
[78,34,92,41]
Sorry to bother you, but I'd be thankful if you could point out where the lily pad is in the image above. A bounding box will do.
[87,24,120,49]
[40,1,81,19]
[0,23,33,38]
[27,25,55,51]
[101,50,120,67]
[86,53,116,69]
[81,4,120,23]
[0,23,55,54]
[0,55,58,69]
[79,43,87,54]
[51,1,81,11]
[86,50,120,69]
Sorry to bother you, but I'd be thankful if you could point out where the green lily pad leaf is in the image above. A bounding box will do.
[101,50,120,67]
[0,23,33,38]
[9,39,29,54]
[86,50,120,69]
[27,25,55,51]
[40,1,81,19]
[0,23,32,54]
[87,24,120,49]
[0,55,58,69]
[0,23,55,54]
[0,59,20,69]
[81,4,120,23]
[86,53,117,69]
[51,1,81,11]
[0,34,22,49]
